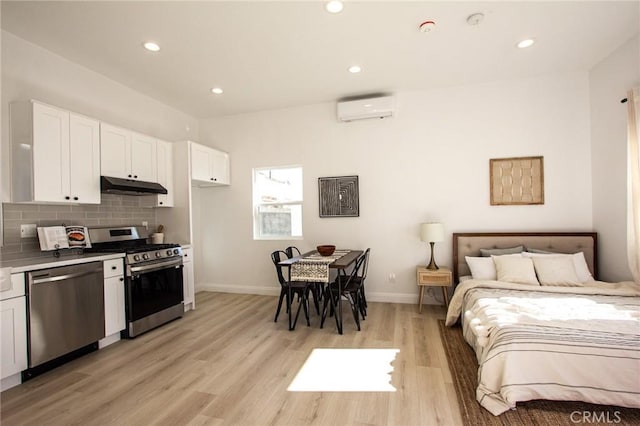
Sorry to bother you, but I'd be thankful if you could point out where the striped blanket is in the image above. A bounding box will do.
[446,280,640,416]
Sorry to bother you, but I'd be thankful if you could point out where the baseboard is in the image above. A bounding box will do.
[195,283,443,306]
[197,283,280,296]
[0,373,21,392]
[99,332,121,349]
[365,292,417,304]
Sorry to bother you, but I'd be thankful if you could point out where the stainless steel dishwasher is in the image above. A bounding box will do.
[27,261,105,369]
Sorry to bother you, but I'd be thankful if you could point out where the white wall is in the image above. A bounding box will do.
[589,35,640,282]
[1,31,200,202]
[196,72,594,303]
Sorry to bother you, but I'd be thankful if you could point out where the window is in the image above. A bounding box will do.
[253,166,303,239]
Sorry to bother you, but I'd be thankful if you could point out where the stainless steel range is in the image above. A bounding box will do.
[86,226,184,338]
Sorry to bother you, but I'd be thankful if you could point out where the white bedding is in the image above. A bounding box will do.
[445,279,640,415]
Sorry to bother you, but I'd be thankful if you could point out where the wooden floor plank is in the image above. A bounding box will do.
[0,291,461,426]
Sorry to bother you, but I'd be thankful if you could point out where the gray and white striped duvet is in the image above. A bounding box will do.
[446,280,640,416]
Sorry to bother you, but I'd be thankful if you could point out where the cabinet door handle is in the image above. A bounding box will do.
[159,202,163,205]
[119,277,124,281]
[128,174,132,178]
[111,266,117,270]
[65,196,70,200]
[73,196,79,201]
[134,175,138,179]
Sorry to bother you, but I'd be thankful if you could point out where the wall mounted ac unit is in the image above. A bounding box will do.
[336,96,395,122]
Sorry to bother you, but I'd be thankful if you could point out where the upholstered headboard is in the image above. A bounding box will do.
[453,232,598,284]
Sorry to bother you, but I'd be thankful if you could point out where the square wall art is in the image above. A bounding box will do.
[490,156,544,205]
[318,176,359,217]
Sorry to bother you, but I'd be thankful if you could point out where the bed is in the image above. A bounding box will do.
[445,232,640,416]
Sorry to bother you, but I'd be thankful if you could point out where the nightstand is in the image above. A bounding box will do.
[416,266,452,312]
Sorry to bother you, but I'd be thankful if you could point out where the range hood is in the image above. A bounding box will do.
[100,176,167,196]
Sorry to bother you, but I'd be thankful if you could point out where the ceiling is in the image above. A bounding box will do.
[2,1,638,119]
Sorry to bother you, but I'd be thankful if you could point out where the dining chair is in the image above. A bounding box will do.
[271,250,311,330]
[285,245,323,314]
[284,246,301,258]
[320,253,367,332]
[353,248,370,319]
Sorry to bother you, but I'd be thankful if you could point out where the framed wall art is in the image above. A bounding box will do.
[490,156,544,205]
[318,175,359,217]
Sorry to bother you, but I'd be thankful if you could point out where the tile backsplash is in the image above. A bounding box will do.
[1,194,157,259]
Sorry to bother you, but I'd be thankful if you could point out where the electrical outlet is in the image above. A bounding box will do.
[21,224,37,238]
[142,221,148,229]
[389,272,396,283]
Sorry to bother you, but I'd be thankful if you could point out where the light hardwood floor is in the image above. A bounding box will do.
[0,292,463,426]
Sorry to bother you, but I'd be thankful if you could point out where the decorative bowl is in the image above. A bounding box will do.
[316,245,336,256]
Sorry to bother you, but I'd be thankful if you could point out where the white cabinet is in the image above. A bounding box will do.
[1,298,27,383]
[31,103,69,203]
[103,259,125,338]
[10,100,100,204]
[100,123,157,182]
[155,140,174,207]
[182,247,195,310]
[191,142,230,186]
[69,114,101,203]
[131,132,158,182]
[100,123,130,179]
[1,273,27,391]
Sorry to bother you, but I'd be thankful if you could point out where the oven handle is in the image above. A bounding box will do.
[129,259,183,275]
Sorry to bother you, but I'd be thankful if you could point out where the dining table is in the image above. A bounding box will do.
[278,249,363,333]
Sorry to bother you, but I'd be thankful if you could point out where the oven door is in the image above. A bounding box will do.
[126,260,184,324]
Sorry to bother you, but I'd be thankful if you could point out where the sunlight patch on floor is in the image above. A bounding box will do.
[287,348,399,392]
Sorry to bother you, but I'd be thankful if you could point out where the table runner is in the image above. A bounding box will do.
[290,250,351,283]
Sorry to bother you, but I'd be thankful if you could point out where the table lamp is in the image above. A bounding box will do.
[420,223,444,270]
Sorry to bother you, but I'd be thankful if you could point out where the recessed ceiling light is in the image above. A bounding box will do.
[143,41,160,52]
[325,1,343,14]
[517,38,535,49]
[211,87,224,94]
[348,65,361,74]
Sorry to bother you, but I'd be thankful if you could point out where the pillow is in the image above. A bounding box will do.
[465,253,522,280]
[492,255,539,285]
[526,247,555,254]
[465,256,497,280]
[571,252,594,282]
[522,251,594,282]
[531,256,581,286]
[480,245,524,257]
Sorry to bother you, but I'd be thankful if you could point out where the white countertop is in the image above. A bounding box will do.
[0,252,125,274]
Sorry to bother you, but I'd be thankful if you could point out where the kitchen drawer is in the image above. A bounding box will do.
[0,270,25,301]
[103,259,124,278]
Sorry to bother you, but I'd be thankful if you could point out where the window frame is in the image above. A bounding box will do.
[252,165,303,241]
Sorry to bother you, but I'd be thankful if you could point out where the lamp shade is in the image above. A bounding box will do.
[420,223,444,243]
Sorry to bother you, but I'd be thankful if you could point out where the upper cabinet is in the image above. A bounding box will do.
[155,140,174,207]
[191,142,230,186]
[99,123,129,179]
[100,123,157,183]
[131,132,157,182]
[10,100,101,204]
